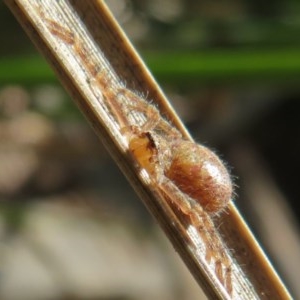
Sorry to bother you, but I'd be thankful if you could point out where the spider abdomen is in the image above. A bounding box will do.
[166,141,232,214]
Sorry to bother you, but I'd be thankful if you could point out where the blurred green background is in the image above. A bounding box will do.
[0,0,300,299]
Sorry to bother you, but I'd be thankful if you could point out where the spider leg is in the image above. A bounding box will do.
[113,88,182,138]
[43,10,181,139]
[158,179,232,295]
[43,14,100,78]
[40,10,128,130]
[192,205,233,295]
[115,88,163,131]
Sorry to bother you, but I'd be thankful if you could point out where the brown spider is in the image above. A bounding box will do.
[37,7,234,295]
[108,88,233,295]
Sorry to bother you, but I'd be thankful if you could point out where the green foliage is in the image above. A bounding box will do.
[1,48,300,86]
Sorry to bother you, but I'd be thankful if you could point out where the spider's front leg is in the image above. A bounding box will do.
[115,88,163,132]
[41,13,100,78]
[113,88,182,139]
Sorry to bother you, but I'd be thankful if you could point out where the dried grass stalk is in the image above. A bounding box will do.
[4,1,292,299]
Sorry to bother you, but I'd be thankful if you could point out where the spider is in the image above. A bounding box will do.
[108,88,234,295]
[38,9,234,295]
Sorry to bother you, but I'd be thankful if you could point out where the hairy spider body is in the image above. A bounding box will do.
[166,140,232,214]
[130,127,232,214]
[127,129,233,294]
